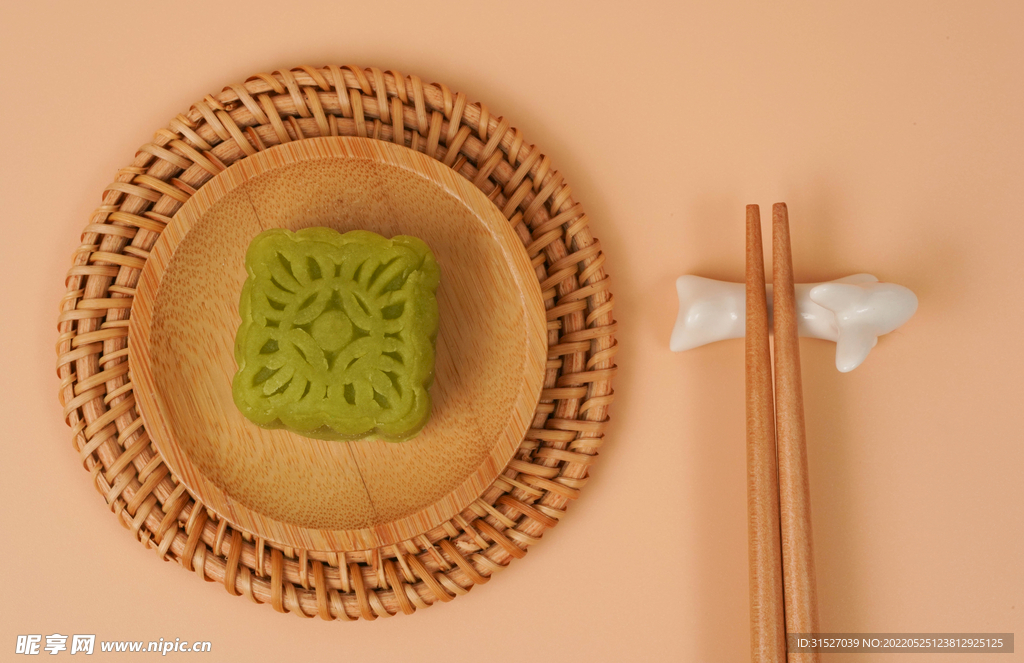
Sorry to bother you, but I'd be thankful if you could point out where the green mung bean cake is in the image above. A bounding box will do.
[233,227,440,441]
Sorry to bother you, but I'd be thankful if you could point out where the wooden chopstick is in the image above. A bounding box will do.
[744,204,787,662]
[772,202,821,661]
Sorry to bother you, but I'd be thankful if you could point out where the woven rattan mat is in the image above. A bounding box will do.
[56,65,616,620]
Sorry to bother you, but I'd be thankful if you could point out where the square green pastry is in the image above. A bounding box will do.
[232,228,440,441]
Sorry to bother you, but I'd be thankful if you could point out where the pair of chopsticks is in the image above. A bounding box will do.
[745,204,820,663]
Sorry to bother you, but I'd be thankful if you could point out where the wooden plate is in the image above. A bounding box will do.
[129,137,547,552]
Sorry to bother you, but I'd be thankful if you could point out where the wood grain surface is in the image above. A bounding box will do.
[744,204,786,662]
[129,137,547,552]
[772,203,820,662]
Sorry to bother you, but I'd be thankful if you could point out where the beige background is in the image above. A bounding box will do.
[1,0,1021,661]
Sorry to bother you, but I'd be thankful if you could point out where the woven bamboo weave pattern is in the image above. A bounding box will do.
[56,65,617,620]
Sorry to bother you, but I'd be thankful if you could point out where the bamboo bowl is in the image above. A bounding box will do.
[129,137,547,552]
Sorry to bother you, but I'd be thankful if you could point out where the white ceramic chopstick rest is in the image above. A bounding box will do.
[670,274,917,372]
